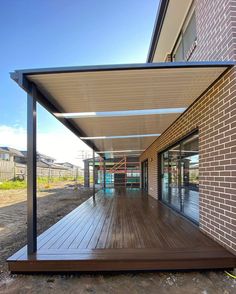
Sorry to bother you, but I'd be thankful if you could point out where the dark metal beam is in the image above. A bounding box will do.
[10,61,235,78]
[27,86,37,255]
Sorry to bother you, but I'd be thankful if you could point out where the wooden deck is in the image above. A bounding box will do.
[8,188,236,272]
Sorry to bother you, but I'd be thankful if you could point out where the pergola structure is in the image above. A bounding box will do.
[8,61,236,272]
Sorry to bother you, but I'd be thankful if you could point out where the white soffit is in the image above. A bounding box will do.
[152,0,193,62]
[91,137,156,153]
[27,66,226,113]
[73,113,180,137]
[12,62,232,156]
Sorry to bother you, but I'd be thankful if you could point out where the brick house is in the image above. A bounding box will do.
[8,0,236,273]
[140,0,236,253]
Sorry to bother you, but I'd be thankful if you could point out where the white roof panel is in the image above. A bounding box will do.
[12,62,233,157]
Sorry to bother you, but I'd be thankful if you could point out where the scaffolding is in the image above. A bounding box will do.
[98,156,140,188]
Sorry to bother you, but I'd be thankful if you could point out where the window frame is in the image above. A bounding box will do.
[157,128,199,225]
[171,2,197,62]
[141,159,148,192]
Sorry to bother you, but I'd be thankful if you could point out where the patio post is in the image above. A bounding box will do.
[27,87,37,255]
[93,149,95,198]
[103,159,106,189]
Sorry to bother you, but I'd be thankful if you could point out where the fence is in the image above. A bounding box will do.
[0,160,79,181]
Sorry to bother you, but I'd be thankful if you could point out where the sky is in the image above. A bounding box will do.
[0,0,159,166]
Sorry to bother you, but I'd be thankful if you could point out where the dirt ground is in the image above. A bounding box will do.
[0,183,235,294]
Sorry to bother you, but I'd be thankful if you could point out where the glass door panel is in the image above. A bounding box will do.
[180,134,199,222]
[161,151,169,203]
[160,132,199,223]
[168,145,181,211]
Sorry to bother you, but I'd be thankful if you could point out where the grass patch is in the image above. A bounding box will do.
[0,176,84,190]
[0,180,27,190]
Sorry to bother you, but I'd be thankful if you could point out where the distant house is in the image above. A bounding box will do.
[22,151,55,165]
[0,147,10,161]
[1,148,77,171]
[0,147,79,181]
[37,153,55,165]
[57,162,76,169]
[0,147,26,164]
[57,162,83,176]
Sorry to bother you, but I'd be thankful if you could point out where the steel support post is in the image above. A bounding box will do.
[103,159,106,189]
[27,89,37,255]
[93,149,95,198]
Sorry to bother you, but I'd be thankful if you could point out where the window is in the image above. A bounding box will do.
[160,131,199,223]
[172,8,197,61]
[174,38,184,61]
[0,153,10,161]
[183,12,197,59]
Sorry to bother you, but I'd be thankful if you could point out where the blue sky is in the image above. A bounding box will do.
[0,0,159,164]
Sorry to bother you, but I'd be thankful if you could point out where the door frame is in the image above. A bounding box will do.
[158,129,199,224]
[141,159,148,192]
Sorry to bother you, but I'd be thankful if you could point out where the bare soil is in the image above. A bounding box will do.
[0,183,235,294]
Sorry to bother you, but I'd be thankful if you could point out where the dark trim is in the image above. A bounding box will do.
[159,127,199,154]
[157,152,162,200]
[171,30,183,61]
[93,149,96,199]
[147,0,170,62]
[27,86,37,255]
[10,61,234,77]
[141,159,148,192]
[103,160,106,189]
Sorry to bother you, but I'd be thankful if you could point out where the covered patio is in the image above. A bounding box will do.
[8,61,236,272]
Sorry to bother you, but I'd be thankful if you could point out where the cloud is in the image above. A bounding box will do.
[0,125,26,150]
[0,125,92,167]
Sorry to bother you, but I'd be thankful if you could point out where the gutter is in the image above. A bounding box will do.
[146,0,170,63]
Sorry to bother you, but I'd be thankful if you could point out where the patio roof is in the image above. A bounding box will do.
[11,61,234,158]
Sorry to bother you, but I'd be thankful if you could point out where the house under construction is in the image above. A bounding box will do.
[84,156,140,188]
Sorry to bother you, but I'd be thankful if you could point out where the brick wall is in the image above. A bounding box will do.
[191,0,236,61]
[140,66,236,253]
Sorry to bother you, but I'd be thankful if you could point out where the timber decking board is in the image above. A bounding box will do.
[7,188,236,272]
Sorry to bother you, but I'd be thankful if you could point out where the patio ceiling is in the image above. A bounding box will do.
[11,62,233,158]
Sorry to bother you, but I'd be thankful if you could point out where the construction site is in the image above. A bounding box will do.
[83,156,141,188]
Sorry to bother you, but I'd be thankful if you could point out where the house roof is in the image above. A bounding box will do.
[37,153,55,161]
[11,61,234,159]
[37,161,51,168]
[0,147,10,154]
[22,151,55,161]
[147,0,193,62]
[0,147,25,157]
[56,162,78,168]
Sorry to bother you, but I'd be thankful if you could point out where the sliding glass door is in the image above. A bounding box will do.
[160,132,199,223]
